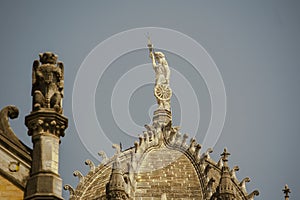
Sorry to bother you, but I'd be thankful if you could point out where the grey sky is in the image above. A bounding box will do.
[0,1,299,199]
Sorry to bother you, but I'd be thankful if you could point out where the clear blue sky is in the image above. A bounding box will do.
[0,1,299,199]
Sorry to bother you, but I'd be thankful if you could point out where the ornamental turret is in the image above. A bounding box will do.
[217,148,236,200]
[106,158,129,200]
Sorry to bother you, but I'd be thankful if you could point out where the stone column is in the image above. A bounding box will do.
[24,52,68,200]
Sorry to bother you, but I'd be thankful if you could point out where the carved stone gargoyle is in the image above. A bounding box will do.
[31,52,64,113]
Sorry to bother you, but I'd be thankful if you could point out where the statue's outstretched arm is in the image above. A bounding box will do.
[150,52,157,68]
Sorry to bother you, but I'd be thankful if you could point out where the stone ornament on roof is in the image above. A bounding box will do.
[148,38,172,111]
[32,52,64,114]
[283,184,291,200]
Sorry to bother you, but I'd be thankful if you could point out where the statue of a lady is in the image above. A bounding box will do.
[148,39,172,111]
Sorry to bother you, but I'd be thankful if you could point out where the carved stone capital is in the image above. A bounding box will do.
[25,111,68,138]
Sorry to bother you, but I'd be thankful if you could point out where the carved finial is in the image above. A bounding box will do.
[201,148,213,161]
[134,141,139,153]
[181,133,188,147]
[98,151,108,164]
[168,128,177,143]
[220,148,230,166]
[206,148,213,154]
[239,177,250,192]
[188,138,196,153]
[230,165,239,180]
[174,131,181,145]
[0,106,19,136]
[73,170,84,183]
[144,132,149,144]
[172,126,180,143]
[85,159,95,172]
[283,184,291,200]
[194,144,202,158]
[63,184,75,197]
[138,135,145,148]
[247,190,259,200]
[112,143,121,155]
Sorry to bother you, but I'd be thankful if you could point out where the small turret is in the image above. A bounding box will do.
[106,157,129,200]
[216,148,236,200]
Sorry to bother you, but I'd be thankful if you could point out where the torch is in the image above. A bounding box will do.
[147,35,154,57]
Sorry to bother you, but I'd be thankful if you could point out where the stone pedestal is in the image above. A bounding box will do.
[24,111,67,200]
[153,109,172,126]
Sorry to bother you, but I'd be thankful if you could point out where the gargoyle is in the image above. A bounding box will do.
[0,105,19,135]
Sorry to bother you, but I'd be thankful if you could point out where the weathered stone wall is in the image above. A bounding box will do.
[135,146,203,199]
[0,174,24,200]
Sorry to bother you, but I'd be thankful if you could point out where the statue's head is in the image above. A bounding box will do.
[154,52,165,59]
[39,52,58,64]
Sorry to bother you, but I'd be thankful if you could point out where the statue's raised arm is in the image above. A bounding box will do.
[147,38,172,111]
[147,38,170,86]
[148,37,156,67]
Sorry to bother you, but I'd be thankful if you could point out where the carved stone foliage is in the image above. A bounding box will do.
[25,111,68,138]
[31,52,64,113]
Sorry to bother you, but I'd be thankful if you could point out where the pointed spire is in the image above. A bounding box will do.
[106,157,129,200]
[215,148,236,200]
[220,148,230,167]
[282,184,291,200]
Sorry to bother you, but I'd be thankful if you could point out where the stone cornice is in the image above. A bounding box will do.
[0,133,32,165]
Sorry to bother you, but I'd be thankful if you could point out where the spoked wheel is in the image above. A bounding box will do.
[154,84,172,101]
